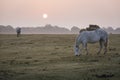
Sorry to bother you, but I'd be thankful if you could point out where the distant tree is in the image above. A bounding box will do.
[114,28,120,34]
[0,25,6,32]
[44,24,53,29]
[0,25,15,34]
[6,25,14,32]
[71,26,80,34]
[115,28,120,31]
[107,27,114,31]
[106,27,114,34]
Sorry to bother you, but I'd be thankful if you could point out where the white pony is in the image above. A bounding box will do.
[74,28,108,56]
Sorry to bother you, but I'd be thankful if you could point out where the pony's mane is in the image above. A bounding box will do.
[79,29,86,33]
[79,24,100,33]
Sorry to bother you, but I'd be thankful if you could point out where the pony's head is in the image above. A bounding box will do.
[74,45,80,56]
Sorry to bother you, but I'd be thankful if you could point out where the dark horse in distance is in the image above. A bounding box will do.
[16,27,21,37]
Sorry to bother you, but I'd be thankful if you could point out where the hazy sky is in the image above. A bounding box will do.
[0,0,120,29]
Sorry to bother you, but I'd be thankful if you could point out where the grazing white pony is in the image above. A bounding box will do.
[74,28,108,56]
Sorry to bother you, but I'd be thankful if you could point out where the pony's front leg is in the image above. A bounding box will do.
[82,43,88,55]
[85,47,88,55]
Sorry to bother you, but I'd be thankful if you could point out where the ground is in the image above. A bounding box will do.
[0,34,120,80]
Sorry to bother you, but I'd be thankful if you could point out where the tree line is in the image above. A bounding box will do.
[0,24,120,34]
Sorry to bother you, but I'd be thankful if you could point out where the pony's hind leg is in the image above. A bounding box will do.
[104,40,108,54]
[97,40,103,55]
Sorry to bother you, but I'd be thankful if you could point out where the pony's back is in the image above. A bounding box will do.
[78,28,108,42]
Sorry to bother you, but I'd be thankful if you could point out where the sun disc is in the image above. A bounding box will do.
[43,14,48,19]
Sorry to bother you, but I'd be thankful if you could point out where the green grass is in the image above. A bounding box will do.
[0,34,120,80]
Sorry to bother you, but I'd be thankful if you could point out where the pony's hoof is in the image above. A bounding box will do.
[75,55,80,56]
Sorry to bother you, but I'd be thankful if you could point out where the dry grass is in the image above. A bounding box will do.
[0,34,120,80]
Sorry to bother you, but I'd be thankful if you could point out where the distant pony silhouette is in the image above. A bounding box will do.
[74,28,108,56]
[16,27,21,37]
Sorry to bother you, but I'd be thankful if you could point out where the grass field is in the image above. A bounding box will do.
[0,34,120,80]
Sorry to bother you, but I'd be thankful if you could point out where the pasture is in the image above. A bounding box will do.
[0,34,120,80]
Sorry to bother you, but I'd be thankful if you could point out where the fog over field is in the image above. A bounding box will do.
[0,25,120,34]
